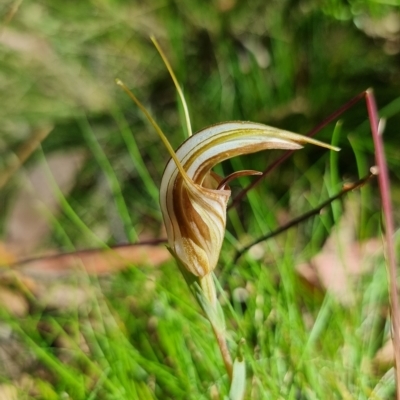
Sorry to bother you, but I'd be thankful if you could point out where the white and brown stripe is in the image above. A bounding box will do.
[160,121,338,277]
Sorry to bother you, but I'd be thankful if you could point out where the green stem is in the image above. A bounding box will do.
[199,274,233,381]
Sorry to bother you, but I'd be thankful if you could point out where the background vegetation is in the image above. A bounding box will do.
[0,0,400,398]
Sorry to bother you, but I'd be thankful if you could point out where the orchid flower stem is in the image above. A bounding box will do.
[199,274,217,308]
[211,320,233,382]
[172,251,234,382]
[199,274,233,381]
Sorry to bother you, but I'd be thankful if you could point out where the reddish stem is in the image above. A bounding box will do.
[365,89,400,399]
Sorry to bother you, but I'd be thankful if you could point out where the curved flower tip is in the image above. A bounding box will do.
[160,121,339,277]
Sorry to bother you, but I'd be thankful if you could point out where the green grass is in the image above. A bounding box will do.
[1,0,400,398]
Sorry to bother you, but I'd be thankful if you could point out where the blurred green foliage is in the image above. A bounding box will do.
[1,0,400,398]
[2,0,400,246]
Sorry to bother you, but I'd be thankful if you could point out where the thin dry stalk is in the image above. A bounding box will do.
[235,171,376,261]
[365,89,400,399]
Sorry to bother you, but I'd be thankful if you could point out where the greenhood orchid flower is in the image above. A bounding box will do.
[116,39,338,281]
[116,77,338,282]
[159,121,338,278]
[116,40,339,282]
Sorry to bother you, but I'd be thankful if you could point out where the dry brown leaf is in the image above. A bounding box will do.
[11,244,170,278]
[0,286,29,317]
[297,197,382,305]
[5,150,85,257]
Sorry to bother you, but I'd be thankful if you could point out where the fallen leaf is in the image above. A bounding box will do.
[12,243,170,278]
[0,286,29,317]
[297,197,383,305]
